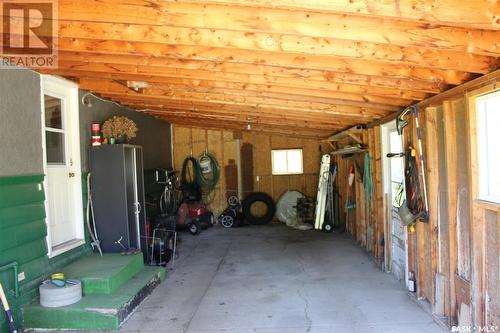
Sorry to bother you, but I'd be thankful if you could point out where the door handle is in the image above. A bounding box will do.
[133,202,141,214]
[68,172,75,178]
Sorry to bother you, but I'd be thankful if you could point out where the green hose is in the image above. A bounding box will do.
[196,152,220,194]
[181,156,199,188]
[180,153,220,197]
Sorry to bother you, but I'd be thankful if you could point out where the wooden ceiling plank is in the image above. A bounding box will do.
[57,0,500,31]
[148,113,334,139]
[56,1,500,55]
[203,0,500,30]
[40,67,437,97]
[110,96,374,121]
[118,101,358,127]
[138,85,403,110]
[76,78,392,117]
[142,109,341,131]
[70,71,413,106]
[56,32,475,85]
[99,91,389,120]
[56,36,497,74]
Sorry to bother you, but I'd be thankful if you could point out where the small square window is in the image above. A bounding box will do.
[476,90,500,204]
[271,149,303,175]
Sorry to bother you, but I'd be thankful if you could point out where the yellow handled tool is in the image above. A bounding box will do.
[0,282,18,333]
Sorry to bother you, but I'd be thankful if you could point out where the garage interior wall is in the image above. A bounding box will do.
[172,125,329,214]
[333,81,499,329]
[79,91,173,172]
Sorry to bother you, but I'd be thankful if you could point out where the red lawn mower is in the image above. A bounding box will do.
[177,201,214,235]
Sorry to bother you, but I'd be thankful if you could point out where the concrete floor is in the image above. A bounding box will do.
[122,224,446,333]
[51,224,447,333]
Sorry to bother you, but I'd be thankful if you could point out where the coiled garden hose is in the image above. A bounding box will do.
[181,156,199,188]
[181,153,220,200]
[196,152,220,194]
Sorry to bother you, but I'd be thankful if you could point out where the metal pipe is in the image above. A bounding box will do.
[0,262,19,297]
[235,138,243,199]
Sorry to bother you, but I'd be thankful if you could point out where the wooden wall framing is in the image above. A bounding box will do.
[336,74,500,330]
[172,125,329,214]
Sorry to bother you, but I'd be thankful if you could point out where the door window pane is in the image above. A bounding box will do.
[45,95,63,129]
[45,131,65,164]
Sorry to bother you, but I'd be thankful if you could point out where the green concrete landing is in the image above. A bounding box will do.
[63,253,144,294]
[24,266,165,330]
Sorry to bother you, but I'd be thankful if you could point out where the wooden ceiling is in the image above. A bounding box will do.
[36,0,500,138]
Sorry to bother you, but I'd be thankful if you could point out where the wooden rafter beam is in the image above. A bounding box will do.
[121,84,402,111]
[106,96,368,124]
[56,51,472,86]
[77,79,392,122]
[55,1,500,55]
[148,113,332,139]
[57,69,414,106]
[117,101,352,128]
[56,36,497,75]
[141,108,341,131]
[205,0,500,30]
[99,91,389,121]
[40,66,438,97]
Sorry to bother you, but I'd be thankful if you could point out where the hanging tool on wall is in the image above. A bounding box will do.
[345,165,356,233]
[0,282,18,333]
[411,106,429,221]
[401,147,425,226]
[396,107,412,135]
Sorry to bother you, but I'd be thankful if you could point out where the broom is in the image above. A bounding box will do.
[0,282,18,333]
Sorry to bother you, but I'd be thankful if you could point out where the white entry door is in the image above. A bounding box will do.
[381,121,408,286]
[42,76,84,257]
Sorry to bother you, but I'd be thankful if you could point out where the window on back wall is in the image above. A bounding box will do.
[271,149,303,175]
[476,90,500,204]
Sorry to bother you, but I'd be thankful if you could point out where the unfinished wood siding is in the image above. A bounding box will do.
[340,73,500,330]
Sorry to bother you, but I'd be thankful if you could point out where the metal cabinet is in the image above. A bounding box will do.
[90,144,146,254]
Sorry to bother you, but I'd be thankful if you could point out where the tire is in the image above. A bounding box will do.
[203,212,214,227]
[242,192,276,225]
[188,221,201,235]
[322,222,334,233]
[220,215,234,228]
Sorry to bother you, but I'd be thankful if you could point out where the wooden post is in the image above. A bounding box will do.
[443,100,458,324]
[424,106,440,311]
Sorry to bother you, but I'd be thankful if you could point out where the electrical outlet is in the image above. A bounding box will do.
[18,271,25,282]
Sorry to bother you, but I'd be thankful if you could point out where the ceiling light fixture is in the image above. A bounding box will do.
[264,36,275,47]
[126,80,150,91]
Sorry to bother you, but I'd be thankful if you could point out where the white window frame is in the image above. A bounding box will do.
[476,90,500,204]
[271,148,303,175]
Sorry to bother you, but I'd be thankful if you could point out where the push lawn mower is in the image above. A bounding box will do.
[218,196,245,228]
[177,201,214,235]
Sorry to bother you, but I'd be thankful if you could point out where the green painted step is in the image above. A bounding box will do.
[63,253,144,294]
[24,266,165,331]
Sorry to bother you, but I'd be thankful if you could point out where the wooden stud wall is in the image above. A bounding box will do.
[335,74,500,330]
[173,124,327,214]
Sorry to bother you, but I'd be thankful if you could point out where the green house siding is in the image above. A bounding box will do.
[0,175,91,333]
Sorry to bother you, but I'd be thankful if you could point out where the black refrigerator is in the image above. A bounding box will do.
[90,144,146,255]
